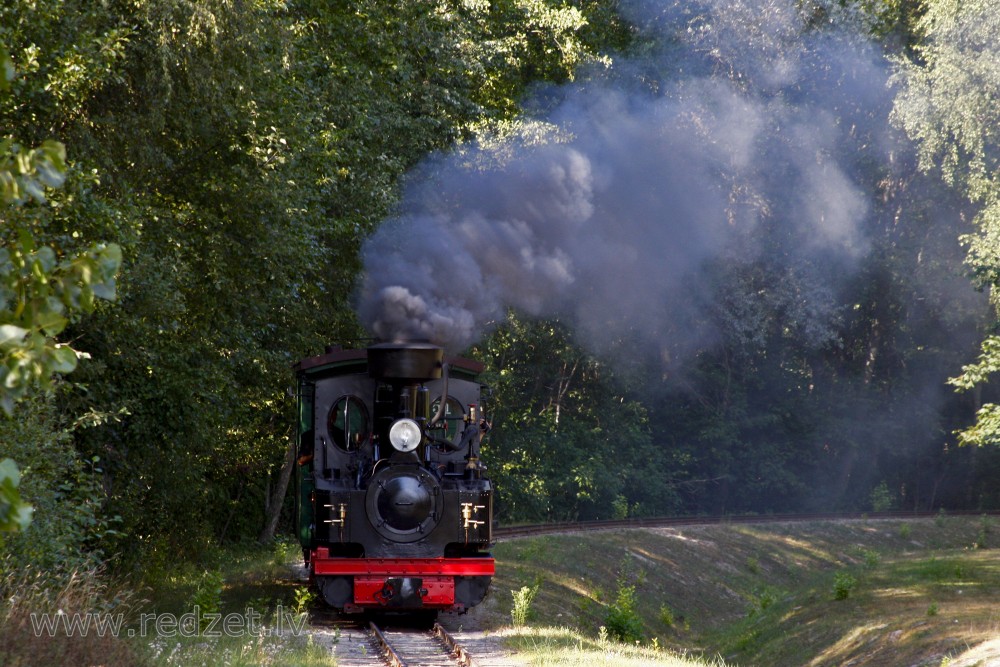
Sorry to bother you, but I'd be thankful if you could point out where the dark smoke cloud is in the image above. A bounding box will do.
[356,0,899,358]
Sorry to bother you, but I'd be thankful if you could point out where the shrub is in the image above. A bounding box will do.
[658,604,675,628]
[975,514,992,549]
[833,571,856,600]
[0,395,115,583]
[746,586,780,617]
[604,580,643,643]
[870,481,894,512]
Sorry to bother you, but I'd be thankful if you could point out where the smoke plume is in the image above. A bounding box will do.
[357,0,901,359]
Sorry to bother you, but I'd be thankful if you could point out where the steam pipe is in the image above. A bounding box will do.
[428,361,450,427]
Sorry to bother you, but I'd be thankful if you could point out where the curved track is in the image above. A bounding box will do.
[493,509,1000,539]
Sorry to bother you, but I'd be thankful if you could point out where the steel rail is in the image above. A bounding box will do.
[368,620,477,667]
[370,621,408,667]
[433,622,480,667]
[494,509,1000,539]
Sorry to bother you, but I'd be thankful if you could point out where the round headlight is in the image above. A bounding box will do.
[388,418,422,453]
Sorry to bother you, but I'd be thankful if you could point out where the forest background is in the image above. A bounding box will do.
[2,0,1000,587]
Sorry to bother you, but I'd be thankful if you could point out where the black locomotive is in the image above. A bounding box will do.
[294,342,494,614]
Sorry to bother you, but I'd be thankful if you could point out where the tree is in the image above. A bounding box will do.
[892,0,1000,447]
[1,41,121,542]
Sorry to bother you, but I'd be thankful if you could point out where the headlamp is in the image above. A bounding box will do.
[388,418,422,453]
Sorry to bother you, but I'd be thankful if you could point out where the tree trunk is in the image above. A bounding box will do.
[258,438,297,544]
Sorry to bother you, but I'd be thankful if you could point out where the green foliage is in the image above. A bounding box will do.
[860,549,881,570]
[892,0,1000,448]
[477,315,679,522]
[0,231,121,413]
[0,567,149,667]
[658,604,675,629]
[292,585,316,615]
[745,586,781,618]
[870,481,894,512]
[188,570,224,632]
[0,138,66,205]
[899,522,912,540]
[0,458,32,535]
[604,578,643,643]
[973,514,991,549]
[511,581,541,627]
[0,396,117,579]
[892,0,1000,202]
[832,571,857,600]
[0,0,622,560]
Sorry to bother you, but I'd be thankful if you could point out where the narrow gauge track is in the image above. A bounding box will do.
[310,611,479,667]
[369,621,478,667]
[494,509,1000,539]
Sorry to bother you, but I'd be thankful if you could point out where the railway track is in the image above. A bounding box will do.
[313,614,481,667]
[370,621,478,667]
[493,509,1000,539]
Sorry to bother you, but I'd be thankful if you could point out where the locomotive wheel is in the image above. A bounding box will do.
[365,464,442,543]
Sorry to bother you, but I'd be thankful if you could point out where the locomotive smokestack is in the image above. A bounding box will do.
[367,342,444,382]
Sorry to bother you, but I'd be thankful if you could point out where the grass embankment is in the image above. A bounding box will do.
[0,539,334,667]
[7,517,997,666]
[476,515,1000,666]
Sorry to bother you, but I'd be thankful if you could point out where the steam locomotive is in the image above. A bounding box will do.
[293,342,494,614]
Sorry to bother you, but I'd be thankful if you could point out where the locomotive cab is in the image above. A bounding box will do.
[294,342,494,614]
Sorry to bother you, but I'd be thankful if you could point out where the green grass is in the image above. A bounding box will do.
[144,632,333,667]
[469,516,1000,666]
[501,626,729,666]
[133,537,333,667]
[34,517,991,667]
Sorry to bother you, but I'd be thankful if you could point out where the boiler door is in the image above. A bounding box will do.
[366,465,441,543]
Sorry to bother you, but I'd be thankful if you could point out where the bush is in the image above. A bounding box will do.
[604,580,643,643]
[833,571,857,600]
[746,586,780,617]
[0,395,115,583]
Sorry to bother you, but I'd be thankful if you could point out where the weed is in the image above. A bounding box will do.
[604,579,643,643]
[511,581,540,627]
[861,549,880,570]
[746,586,780,617]
[292,585,316,615]
[658,603,675,628]
[935,508,948,528]
[746,555,761,574]
[187,570,223,632]
[0,567,148,667]
[974,514,992,548]
[899,522,912,540]
[916,557,965,581]
[833,571,856,600]
[927,602,939,616]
